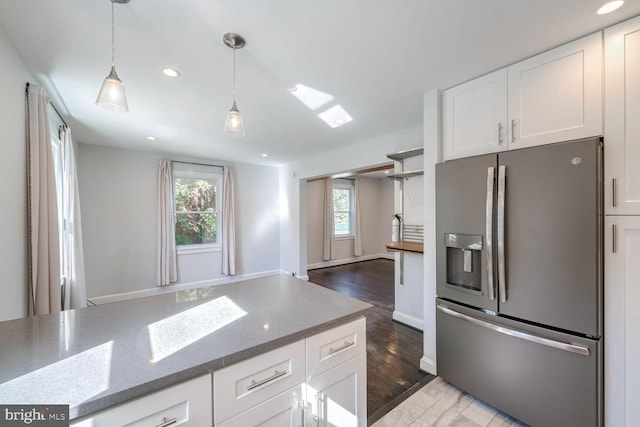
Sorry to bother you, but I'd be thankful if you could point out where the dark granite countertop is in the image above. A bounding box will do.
[0,274,372,419]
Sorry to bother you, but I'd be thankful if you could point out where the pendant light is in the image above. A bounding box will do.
[96,0,129,112]
[223,33,246,137]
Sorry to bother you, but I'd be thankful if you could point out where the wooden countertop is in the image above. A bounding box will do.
[385,241,424,254]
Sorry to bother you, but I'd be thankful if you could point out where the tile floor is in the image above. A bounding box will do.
[372,377,529,427]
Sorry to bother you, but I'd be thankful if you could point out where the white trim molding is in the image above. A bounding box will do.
[392,310,424,331]
[420,356,437,375]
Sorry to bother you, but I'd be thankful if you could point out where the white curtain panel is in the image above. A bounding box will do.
[353,179,362,256]
[26,83,61,316]
[61,129,87,310]
[322,179,335,261]
[222,166,236,275]
[158,160,178,285]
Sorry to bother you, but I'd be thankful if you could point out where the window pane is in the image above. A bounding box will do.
[174,178,216,212]
[334,211,350,235]
[333,188,350,211]
[175,212,217,245]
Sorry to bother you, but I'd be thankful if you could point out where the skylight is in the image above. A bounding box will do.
[288,84,334,111]
[318,104,353,128]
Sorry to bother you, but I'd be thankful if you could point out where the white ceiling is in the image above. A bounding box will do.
[1,1,639,166]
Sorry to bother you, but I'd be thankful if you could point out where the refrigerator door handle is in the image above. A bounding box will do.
[436,304,590,356]
[497,165,507,303]
[485,167,495,301]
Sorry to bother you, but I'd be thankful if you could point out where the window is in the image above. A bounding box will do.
[333,181,354,236]
[50,131,66,287]
[173,165,222,250]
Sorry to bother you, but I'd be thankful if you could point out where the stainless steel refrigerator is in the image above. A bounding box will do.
[435,137,603,426]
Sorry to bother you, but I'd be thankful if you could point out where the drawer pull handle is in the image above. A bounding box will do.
[156,417,177,427]
[329,340,355,354]
[247,369,287,391]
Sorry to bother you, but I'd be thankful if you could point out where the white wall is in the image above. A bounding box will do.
[306,177,394,268]
[77,143,281,299]
[421,89,441,375]
[280,124,423,278]
[0,25,35,321]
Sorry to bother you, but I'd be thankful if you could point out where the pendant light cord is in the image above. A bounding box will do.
[232,44,237,102]
[111,0,115,67]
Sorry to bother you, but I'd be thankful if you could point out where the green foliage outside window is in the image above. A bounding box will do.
[174,177,217,245]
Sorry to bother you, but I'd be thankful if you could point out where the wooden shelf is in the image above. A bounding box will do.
[385,241,424,254]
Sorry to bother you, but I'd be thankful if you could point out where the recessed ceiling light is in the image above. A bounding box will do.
[261,153,268,158]
[146,136,156,141]
[597,0,624,14]
[162,68,181,78]
[385,170,390,174]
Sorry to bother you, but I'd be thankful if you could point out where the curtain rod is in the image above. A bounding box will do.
[50,103,68,128]
[172,160,225,169]
[26,82,69,128]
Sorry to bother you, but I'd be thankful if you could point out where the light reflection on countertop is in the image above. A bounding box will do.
[0,274,371,419]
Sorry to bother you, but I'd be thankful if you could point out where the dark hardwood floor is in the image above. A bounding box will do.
[308,259,434,424]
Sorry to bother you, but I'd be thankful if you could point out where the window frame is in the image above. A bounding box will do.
[173,168,223,254]
[332,181,355,239]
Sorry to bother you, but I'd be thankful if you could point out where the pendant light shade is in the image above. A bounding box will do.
[96,66,128,112]
[96,0,129,112]
[223,33,246,137]
[224,101,245,137]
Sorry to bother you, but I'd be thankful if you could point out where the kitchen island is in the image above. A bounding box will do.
[0,274,371,424]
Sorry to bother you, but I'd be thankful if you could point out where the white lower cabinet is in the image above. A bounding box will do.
[605,216,640,427]
[306,353,367,427]
[70,374,212,427]
[72,319,367,426]
[213,318,367,426]
[217,384,305,427]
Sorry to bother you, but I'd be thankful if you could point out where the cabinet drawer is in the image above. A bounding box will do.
[70,374,212,427]
[306,317,366,379]
[213,340,305,424]
[217,384,304,427]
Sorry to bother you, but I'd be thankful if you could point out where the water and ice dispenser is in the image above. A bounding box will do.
[444,233,483,293]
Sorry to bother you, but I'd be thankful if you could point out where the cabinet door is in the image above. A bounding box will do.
[306,353,366,427]
[70,374,212,427]
[605,16,640,215]
[442,68,508,161]
[508,32,602,150]
[605,216,640,427]
[217,384,304,427]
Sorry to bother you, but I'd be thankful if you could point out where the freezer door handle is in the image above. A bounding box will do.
[485,167,495,301]
[436,304,590,356]
[497,165,507,302]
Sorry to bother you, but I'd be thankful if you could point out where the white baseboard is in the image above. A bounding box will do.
[420,356,437,375]
[307,253,393,270]
[392,310,424,331]
[87,270,285,306]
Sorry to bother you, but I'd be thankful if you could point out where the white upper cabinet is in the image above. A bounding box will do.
[605,16,640,215]
[508,32,602,150]
[442,32,603,161]
[442,69,508,161]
